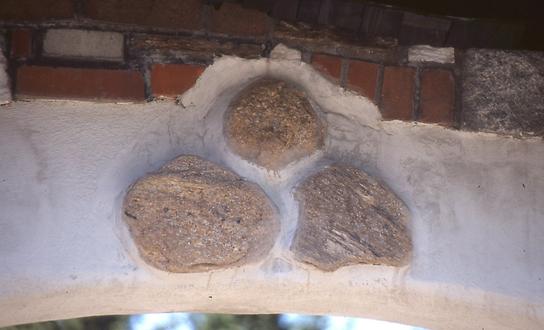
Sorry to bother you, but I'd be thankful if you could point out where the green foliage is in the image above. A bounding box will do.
[3,315,130,330]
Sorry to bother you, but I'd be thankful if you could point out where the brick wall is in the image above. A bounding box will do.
[0,1,542,135]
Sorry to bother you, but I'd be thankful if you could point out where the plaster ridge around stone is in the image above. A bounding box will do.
[178,45,381,128]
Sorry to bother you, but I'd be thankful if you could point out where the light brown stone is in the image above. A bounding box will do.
[224,78,324,170]
[292,165,412,271]
[123,155,279,273]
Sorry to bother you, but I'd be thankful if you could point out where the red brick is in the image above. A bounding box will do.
[346,60,379,100]
[381,66,415,120]
[10,29,33,59]
[420,69,455,125]
[151,64,205,97]
[0,0,73,21]
[210,2,269,37]
[17,66,145,101]
[85,0,202,30]
[312,54,342,82]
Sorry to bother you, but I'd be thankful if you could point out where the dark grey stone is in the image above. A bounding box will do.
[292,165,412,271]
[462,49,544,136]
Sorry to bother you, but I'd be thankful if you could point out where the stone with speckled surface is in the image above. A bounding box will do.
[123,155,279,273]
[225,78,324,170]
[462,49,544,137]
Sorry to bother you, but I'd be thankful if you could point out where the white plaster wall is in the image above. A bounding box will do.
[0,52,543,329]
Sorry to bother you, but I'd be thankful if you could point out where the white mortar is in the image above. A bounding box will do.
[0,47,543,329]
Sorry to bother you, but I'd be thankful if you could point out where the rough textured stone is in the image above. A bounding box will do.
[462,50,544,136]
[292,165,411,271]
[43,29,124,61]
[225,79,324,170]
[123,155,279,273]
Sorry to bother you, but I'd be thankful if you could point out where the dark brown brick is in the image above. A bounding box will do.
[10,29,33,59]
[381,66,415,120]
[84,0,202,30]
[129,34,263,62]
[312,54,342,82]
[272,0,299,21]
[151,63,205,97]
[273,22,402,63]
[297,0,321,24]
[17,66,145,101]
[346,60,379,100]
[420,69,455,125]
[0,0,73,21]
[209,2,269,37]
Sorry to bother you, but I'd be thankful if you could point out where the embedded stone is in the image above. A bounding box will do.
[292,165,411,271]
[462,49,544,136]
[224,78,324,170]
[123,155,279,273]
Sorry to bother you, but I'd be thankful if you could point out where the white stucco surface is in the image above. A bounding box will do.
[0,50,543,329]
[0,52,11,105]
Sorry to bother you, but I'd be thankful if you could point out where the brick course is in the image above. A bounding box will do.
[346,60,379,100]
[84,0,202,30]
[10,29,33,59]
[151,64,205,97]
[420,69,455,125]
[0,0,73,21]
[381,66,415,120]
[17,66,145,101]
[311,54,342,82]
[209,3,269,37]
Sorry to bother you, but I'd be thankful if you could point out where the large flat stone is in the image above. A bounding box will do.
[43,29,124,61]
[225,78,324,170]
[462,49,544,136]
[292,165,411,271]
[123,155,279,273]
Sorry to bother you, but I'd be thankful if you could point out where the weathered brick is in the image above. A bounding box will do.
[272,0,299,21]
[420,69,455,125]
[0,0,73,21]
[129,34,263,62]
[312,54,342,82]
[17,66,145,101]
[43,29,124,61]
[381,66,415,120]
[84,0,202,31]
[209,2,269,37]
[10,29,33,59]
[346,60,379,100]
[400,13,451,46]
[274,22,402,63]
[151,63,205,97]
[297,0,321,24]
